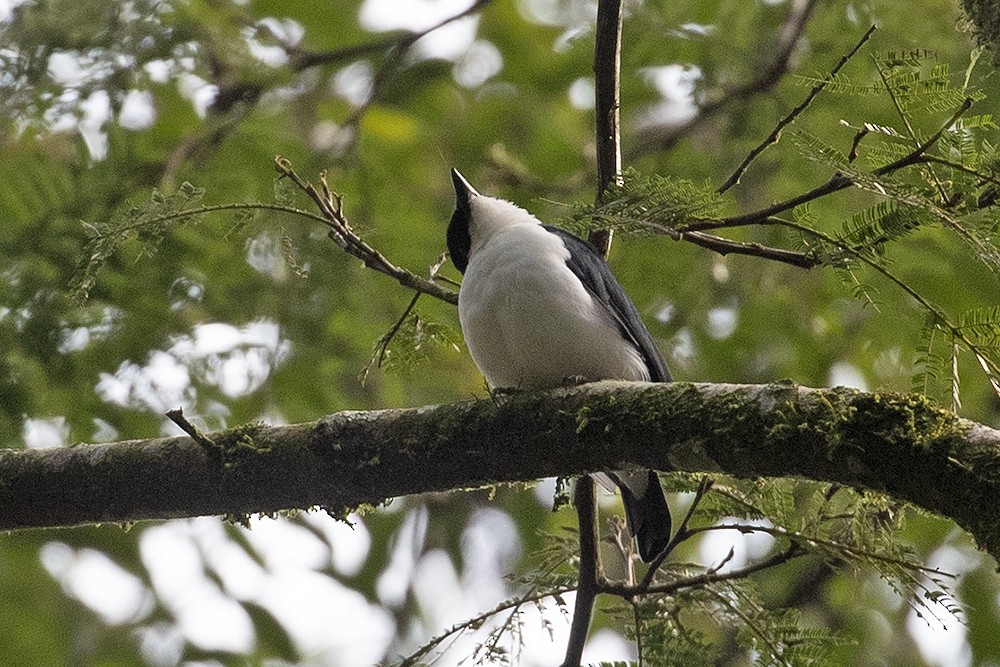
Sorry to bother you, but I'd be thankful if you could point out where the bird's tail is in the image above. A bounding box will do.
[606,469,672,562]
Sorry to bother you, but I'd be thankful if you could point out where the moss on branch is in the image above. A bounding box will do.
[1,382,998,559]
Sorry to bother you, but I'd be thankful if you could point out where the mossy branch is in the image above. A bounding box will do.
[2,382,999,560]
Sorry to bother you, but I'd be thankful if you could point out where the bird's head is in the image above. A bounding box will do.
[447,168,542,274]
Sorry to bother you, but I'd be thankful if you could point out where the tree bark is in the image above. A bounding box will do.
[2,381,999,559]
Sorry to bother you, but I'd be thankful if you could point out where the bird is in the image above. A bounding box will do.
[446,168,672,562]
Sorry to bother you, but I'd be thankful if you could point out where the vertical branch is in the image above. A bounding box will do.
[590,0,625,257]
[562,476,599,667]
[562,2,625,666]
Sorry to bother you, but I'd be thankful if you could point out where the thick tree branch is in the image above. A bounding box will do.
[2,382,999,560]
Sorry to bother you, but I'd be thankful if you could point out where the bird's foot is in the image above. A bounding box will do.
[490,386,523,396]
[560,375,591,387]
[488,386,524,404]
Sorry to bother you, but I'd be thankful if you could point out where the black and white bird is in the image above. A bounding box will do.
[446,168,672,562]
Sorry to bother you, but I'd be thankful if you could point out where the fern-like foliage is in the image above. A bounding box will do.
[362,310,461,382]
[70,182,209,303]
[858,53,1000,277]
[838,201,932,258]
[574,476,958,666]
[631,572,851,666]
[750,49,1000,403]
[396,532,579,666]
[393,475,956,666]
[567,169,726,237]
[917,308,1000,403]
[364,480,957,666]
[68,177,341,304]
[71,175,462,380]
[958,305,1000,345]
[875,52,977,114]
[796,51,981,110]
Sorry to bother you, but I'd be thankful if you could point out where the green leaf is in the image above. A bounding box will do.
[568,169,726,236]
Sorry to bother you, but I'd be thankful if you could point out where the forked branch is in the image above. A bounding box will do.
[273,157,458,305]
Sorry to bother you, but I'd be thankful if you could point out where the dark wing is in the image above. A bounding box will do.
[545,226,671,383]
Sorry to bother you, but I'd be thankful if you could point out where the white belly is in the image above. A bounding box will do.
[458,225,648,389]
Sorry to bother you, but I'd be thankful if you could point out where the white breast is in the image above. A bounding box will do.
[458,221,648,389]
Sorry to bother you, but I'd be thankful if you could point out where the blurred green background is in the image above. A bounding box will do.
[1,0,998,664]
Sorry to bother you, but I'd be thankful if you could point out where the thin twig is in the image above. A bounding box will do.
[633,602,644,667]
[165,408,216,450]
[923,155,1000,187]
[709,546,737,575]
[370,293,419,377]
[708,588,794,667]
[613,213,816,266]
[680,230,819,268]
[718,24,877,193]
[603,543,805,598]
[336,0,496,155]
[607,517,637,586]
[848,128,870,162]
[397,584,576,667]
[876,97,976,172]
[873,55,950,202]
[634,477,714,594]
[690,97,975,232]
[362,254,451,384]
[684,522,956,577]
[106,202,333,239]
[632,0,821,158]
[274,156,459,305]
[771,214,1000,384]
[289,0,493,71]
[165,1,495,187]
